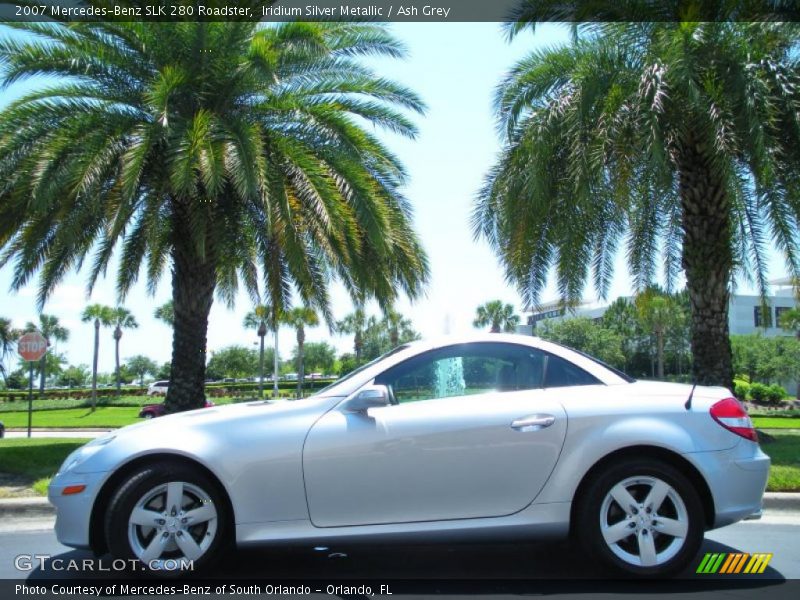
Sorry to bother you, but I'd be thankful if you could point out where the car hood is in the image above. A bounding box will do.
[74,396,344,475]
[118,396,338,438]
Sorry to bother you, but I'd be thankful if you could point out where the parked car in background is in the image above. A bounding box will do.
[138,399,214,419]
[49,334,768,578]
[146,381,169,396]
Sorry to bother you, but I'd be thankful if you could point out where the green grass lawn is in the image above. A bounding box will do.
[0,407,141,428]
[0,394,245,413]
[752,417,800,429]
[0,438,91,496]
[760,431,800,492]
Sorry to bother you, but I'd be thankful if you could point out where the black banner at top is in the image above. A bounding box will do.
[2,0,800,23]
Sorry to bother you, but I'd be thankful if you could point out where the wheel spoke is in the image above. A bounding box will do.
[140,533,169,563]
[644,480,670,513]
[166,482,183,513]
[130,507,161,527]
[652,516,687,538]
[637,530,658,567]
[183,503,216,524]
[175,533,204,561]
[609,484,638,514]
[602,520,634,545]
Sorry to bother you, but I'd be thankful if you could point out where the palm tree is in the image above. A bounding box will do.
[25,314,69,393]
[474,16,800,390]
[0,318,20,385]
[154,301,174,327]
[634,289,682,380]
[244,304,279,399]
[473,301,520,333]
[81,304,113,411]
[779,307,800,340]
[110,307,138,396]
[383,307,416,347]
[284,306,320,399]
[337,307,367,365]
[0,18,429,412]
[778,305,800,399]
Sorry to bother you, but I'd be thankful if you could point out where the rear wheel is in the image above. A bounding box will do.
[576,459,704,577]
[105,463,230,575]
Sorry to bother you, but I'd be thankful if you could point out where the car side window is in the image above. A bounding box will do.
[543,353,600,388]
[375,342,546,404]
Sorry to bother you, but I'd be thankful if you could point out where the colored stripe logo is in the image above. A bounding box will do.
[696,552,773,574]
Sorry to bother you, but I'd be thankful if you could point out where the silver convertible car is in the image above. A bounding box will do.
[49,334,769,577]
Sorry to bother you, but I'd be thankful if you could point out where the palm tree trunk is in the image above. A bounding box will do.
[273,328,279,399]
[678,144,734,391]
[164,212,217,413]
[114,328,121,398]
[656,330,664,380]
[297,327,304,399]
[258,333,265,399]
[38,354,45,393]
[354,331,362,365]
[91,319,99,412]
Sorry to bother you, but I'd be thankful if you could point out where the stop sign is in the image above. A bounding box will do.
[18,332,47,362]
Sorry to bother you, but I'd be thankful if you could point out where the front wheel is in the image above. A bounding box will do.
[105,463,230,575]
[576,459,704,577]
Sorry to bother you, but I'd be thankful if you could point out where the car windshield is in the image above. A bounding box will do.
[313,344,411,395]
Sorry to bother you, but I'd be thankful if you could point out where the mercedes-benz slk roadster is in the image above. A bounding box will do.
[49,334,769,577]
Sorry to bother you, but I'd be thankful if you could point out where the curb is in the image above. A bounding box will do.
[762,492,800,512]
[0,496,53,519]
[0,493,798,520]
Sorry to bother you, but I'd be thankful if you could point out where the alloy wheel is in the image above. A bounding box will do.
[127,481,218,565]
[599,475,689,568]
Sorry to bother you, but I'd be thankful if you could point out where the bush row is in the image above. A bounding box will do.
[734,381,789,406]
[0,379,336,402]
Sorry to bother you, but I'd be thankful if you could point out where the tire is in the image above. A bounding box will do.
[143,413,154,420]
[105,462,230,576]
[576,458,704,578]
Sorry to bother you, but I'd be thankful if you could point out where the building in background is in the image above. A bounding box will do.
[521,277,797,338]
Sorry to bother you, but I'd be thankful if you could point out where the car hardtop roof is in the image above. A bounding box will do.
[399,332,545,353]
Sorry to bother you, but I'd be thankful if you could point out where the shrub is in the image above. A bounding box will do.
[766,384,788,406]
[749,383,769,404]
[734,381,750,402]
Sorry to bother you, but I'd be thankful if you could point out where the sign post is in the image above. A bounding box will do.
[17,332,48,438]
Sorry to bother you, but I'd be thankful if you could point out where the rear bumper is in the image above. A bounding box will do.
[689,444,770,529]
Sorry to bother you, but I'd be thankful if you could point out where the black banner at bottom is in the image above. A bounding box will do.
[3,578,800,599]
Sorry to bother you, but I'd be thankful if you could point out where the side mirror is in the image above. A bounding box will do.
[344,385,389,414]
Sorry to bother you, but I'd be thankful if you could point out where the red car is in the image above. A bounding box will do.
[138,399,214,419]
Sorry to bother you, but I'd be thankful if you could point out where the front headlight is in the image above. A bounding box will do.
[57,435,116,474]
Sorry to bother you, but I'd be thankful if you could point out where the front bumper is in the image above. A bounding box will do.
[48,470,109,549]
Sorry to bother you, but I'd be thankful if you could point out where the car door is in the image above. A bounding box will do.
[302,342,569,527]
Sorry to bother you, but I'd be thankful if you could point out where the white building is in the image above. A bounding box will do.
[522,278,797,338]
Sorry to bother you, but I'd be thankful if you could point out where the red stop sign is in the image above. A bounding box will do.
[18,332,47,362]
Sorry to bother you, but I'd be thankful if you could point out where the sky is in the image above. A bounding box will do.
[0,22,790,375]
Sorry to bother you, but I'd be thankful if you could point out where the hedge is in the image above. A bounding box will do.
[0,378,337,403]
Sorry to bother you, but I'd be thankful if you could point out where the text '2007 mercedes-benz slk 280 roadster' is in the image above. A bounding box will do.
[48,333,769,577]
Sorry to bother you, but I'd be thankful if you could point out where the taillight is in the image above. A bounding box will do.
[710,397,758,442]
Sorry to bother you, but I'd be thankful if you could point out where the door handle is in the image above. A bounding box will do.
[511,414,555,432]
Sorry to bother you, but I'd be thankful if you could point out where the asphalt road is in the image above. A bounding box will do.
[0,514,797,598]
